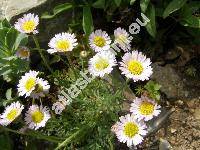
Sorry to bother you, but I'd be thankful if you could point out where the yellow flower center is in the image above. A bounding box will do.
[93,36,106,47]
[139,101,154,115]
[22,20,36,32]
[123,122,139,138]
[95,58,109,71]
[31,110,44,123]
[128,60,144,75]
[25,78,36,91]
[56,40,70,51]
[6,109,18,121]
[116,35,127,44]
[18,49,30,58]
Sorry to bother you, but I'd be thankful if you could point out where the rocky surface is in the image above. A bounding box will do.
[0,0,47,20]
[152,63,200,100]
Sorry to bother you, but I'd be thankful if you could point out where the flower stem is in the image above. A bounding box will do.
[32,36,53,73]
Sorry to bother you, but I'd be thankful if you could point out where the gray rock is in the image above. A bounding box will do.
[152,63,200,99]
[0,0,47,20]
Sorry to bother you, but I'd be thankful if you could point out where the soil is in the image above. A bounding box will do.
[147,98,200,150]
[166,98,200,150]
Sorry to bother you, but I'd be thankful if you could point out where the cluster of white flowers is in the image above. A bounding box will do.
[88,29,153,82]
[111,96,161,147]
[0,102,51,130]
[87,28,160,147]
[8,13,159,142]
[0,69,51,130]
[17,70,50,99]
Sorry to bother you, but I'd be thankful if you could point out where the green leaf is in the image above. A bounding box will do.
[6,88,12,100]
[82,6,94,36]
[5,27,18,51]
[114,0,121,7]
[0,67,12,76]
[180,16,200,28]
[0,28,9,46]
[163,0,187,19]
[93,0,105,9]
[0,19,11,29]
[130,0,137,5]
[179,3,200,28]
[144,4,156,38]
[41,3,73,19]
[140,0,150,12]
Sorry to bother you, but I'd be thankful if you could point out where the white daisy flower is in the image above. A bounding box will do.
[119,51,153,82]
[17,70,39,97]
[114,27,132,52]
[25,105,51,130]
[14,13,39,34]
[47,32,78,54]
[115,114,147,147]
[88,51,117,77]
[130,96,161,121]
[30,78,50,99]
[16,46,30,60]
[0,101,24,126]
[89,29,111,52]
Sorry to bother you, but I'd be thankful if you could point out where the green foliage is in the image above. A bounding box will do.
[144,81,161,101]
[135,85,144,96]
[41,3,73,19]
[163,0,187,19]
[0,22,29,82]
[92,0,105,8]
[180,1,200,28]
[83,6,94,36]
[44,68,124,149]
[140,0,150,13]
[144,3,156,38]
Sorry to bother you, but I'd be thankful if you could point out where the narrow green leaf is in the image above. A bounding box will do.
[82,6,94,36]
[163,0,187,19]
[0,68,12,76]
[93,0,105,9]
[41,3,73,19]
[130,0,137,5]
[114,0,121,7]
[144,4,156,38]
[140,0,150,12]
